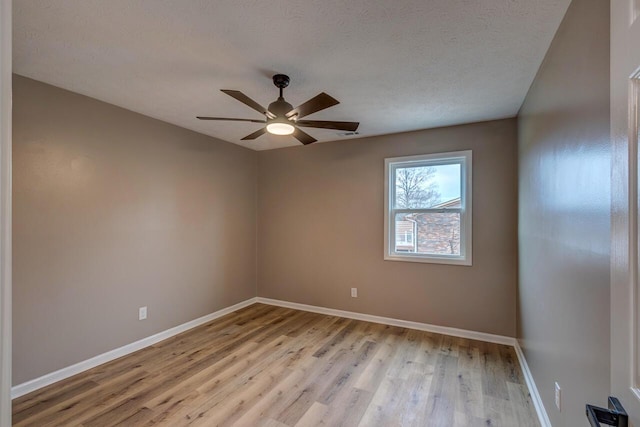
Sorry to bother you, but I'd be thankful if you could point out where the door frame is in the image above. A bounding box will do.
[0,0,11,425]
[611,0,640,424]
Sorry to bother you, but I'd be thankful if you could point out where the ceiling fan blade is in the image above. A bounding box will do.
[197,117,266,123]
[241,127,267,140]
[286,93,339,119]
[292,128,317,145]
[295,120,359,132]
[221,90,275,119]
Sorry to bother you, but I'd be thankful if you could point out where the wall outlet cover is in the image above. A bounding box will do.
[139,306,147,320]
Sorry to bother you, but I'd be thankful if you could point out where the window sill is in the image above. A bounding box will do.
[384,254,472,266]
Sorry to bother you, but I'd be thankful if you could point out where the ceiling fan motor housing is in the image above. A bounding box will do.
[272,74,290,89]
[268,98,294,118]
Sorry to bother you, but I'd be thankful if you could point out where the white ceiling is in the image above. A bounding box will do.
[13,1,571,151]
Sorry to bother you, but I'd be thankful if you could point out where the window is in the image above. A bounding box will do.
[395,219,416,252]
[384,150,472,265]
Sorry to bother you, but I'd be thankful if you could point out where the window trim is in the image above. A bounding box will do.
[384,150,472,266]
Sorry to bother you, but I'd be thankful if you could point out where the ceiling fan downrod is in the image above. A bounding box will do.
[272,74,290,99]
[268,74,294,118]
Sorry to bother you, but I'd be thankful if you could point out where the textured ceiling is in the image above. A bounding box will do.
[13,1,571,150]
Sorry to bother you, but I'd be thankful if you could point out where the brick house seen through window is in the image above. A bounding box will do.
[396,197,461,255]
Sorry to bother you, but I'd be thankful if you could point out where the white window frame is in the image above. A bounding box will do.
[384,150,472,266]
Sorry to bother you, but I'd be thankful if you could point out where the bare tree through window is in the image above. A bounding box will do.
[448,227,459,254]
[395,167,441,208]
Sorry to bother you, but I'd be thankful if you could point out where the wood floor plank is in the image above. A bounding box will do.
[320,386,373,427]
[479,340,510,401]
[396,362,434,427]
[15,366,150,427]
[424,354,459,425]
[275,348,352,425]
[12,303,539,426]
[293,401,329,427]
[499,343,526,385]
[353,333,399,392]
[317,340,377,406]
[12,379,100,424]
[455,338,484,424]
[141,340,263,417]
[186,364,294,426]
[233,365,312,426]
[507,381,540,427]
[180,338,295,420]
[357,375,405,427]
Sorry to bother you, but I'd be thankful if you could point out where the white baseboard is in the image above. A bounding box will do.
[514,340,552,427]
[256,297,516,346]
[11,297,258,399]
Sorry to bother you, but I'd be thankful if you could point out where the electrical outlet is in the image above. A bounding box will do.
[554,382,561,411]
[351,288,358,298]
[139,306,147,320]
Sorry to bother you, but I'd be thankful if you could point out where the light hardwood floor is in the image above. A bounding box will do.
[12,304,539,426]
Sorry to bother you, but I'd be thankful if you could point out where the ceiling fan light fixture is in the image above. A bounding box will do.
[266,118,295,135]
[197,74,358,145]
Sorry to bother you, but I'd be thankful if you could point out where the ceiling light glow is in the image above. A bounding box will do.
[266,120,295,135]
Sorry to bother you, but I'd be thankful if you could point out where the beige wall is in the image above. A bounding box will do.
[12,75,257,385]
[517,0,610,425]
[258,119,518,337]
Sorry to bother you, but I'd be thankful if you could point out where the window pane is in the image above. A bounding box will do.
[394,164,461,209]
[394,213,416,252]
[396,212,461,256]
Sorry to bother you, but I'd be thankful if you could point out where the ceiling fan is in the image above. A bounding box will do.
[197,74,359,145]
